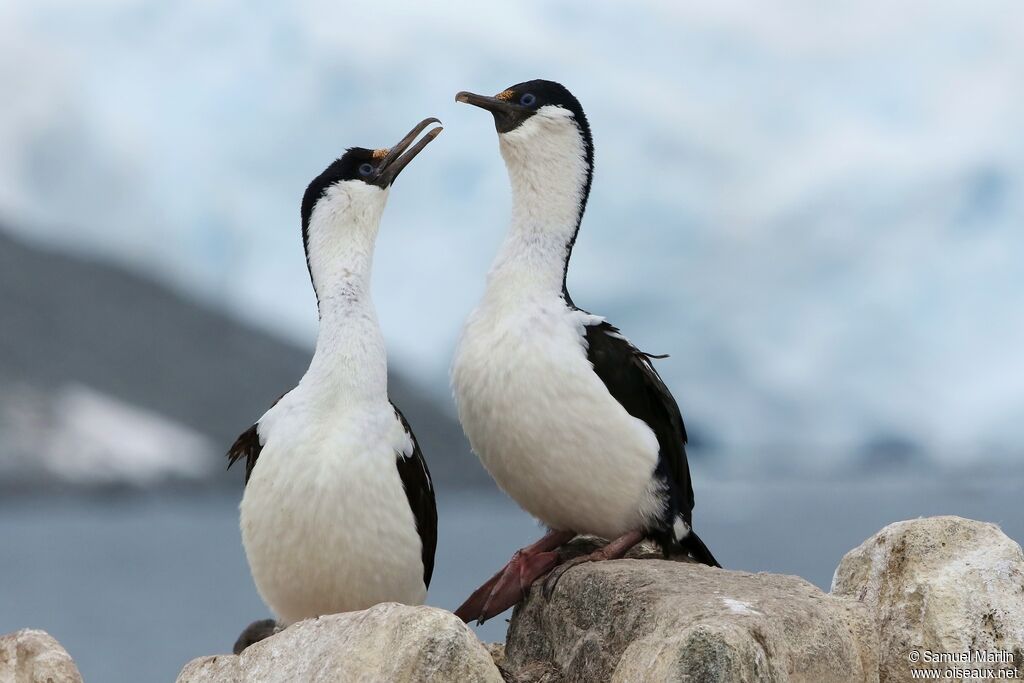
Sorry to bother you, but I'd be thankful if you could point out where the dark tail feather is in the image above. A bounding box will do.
[233,618,279,654]
[683,530,721,568]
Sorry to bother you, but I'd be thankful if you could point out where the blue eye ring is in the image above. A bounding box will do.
[358,163,374,177]
[519,93,536,107]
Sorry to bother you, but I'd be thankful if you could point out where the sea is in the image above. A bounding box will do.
[2,472,1021,682]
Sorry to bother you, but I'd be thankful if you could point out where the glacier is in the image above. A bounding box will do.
[1,0,1022,466]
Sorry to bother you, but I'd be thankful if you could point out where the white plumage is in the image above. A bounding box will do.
[451,109,665,540]
[452,297,665,540]
[241,399,425,625]
[240,180,426,626]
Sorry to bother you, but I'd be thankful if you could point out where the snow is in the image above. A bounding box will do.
[0,383,213,485]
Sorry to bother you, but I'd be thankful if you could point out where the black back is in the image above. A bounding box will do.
[392,403,438,588]
[582,320,695,538]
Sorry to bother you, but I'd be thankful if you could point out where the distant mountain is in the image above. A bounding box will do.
[0,229,488,490]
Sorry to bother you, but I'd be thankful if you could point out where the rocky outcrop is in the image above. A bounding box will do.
[504,539,878,682]
[176,602,503,683]
[833,516,1024,682]
[0,628,83,683]
[173,518,1024,683]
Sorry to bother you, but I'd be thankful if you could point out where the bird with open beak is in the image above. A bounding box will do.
[228,118,443,652]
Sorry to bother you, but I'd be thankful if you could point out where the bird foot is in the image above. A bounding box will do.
[455,549,561,624]
[233,618,279,654]
[542,529,646,600]
[455,529,575,625]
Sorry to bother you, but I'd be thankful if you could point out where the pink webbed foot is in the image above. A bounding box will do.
[455,529,575,624]
[541,529,646,600]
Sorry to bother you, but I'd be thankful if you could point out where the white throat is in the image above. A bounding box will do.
[302,181,389,403]
[488,108,591,298]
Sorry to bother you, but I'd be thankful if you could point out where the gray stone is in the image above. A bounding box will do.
[832,516,1024,682]
[505,540,878,682]
[0,628,83,683]
[176,602,503,683]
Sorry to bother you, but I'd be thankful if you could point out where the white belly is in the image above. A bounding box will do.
[452,301,664,539]
[240,406,425,625]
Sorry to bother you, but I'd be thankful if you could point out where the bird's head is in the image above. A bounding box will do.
[455,80,593,180]
[299,118,442,298]
[456,80,594,262]
[456,80,587,137]
[301,117,443,235]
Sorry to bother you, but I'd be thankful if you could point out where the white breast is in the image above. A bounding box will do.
[451,296,665,540]
[239,394,425,626]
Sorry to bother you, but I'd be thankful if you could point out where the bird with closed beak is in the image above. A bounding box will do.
[451,80,720,624]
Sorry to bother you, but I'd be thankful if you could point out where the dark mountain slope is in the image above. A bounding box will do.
[0,228,487,489]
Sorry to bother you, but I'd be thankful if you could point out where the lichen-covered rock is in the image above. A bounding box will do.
[505,545,878,683]
[0,628,83,683]
[832,516,1024,682]
[484,642,508,673]
[176,602,503,683]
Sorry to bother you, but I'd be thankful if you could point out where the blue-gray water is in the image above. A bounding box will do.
[2,474,1022,683]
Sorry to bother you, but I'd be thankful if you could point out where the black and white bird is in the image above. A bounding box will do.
[451,81,720,624]
[226,118,442,652]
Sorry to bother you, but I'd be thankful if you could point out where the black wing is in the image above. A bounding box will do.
[392,403,439,589]
[583,319,719,567]
[583,320,694,523]
[227,423,262,484]
[227,393,286,484]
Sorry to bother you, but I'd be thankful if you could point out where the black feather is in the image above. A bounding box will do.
[681,529,721,568]
[227,393,285,484]
[392,403,439,588]
[226,422,262,484]
[582,319,719,567]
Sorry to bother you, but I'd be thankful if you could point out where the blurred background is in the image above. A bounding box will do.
[1,1,1022,680]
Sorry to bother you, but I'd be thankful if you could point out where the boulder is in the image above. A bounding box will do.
[504,539,878,682]
[832,516,1024,682]
[176,602,503,683]
[0,628,83,683]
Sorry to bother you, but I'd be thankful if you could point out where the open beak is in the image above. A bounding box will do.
[374,117,443,187]
[455,91,530,133]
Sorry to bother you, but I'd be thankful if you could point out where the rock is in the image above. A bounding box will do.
[177,654,242,682]
[176,602,503,683]
[484,642,507,671]
[0,628,83,683]
[504,542,878,683]
[832,516,1024,682]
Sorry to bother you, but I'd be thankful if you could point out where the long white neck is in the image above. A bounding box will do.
[301,182,389,405]
[486,111,590,300]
